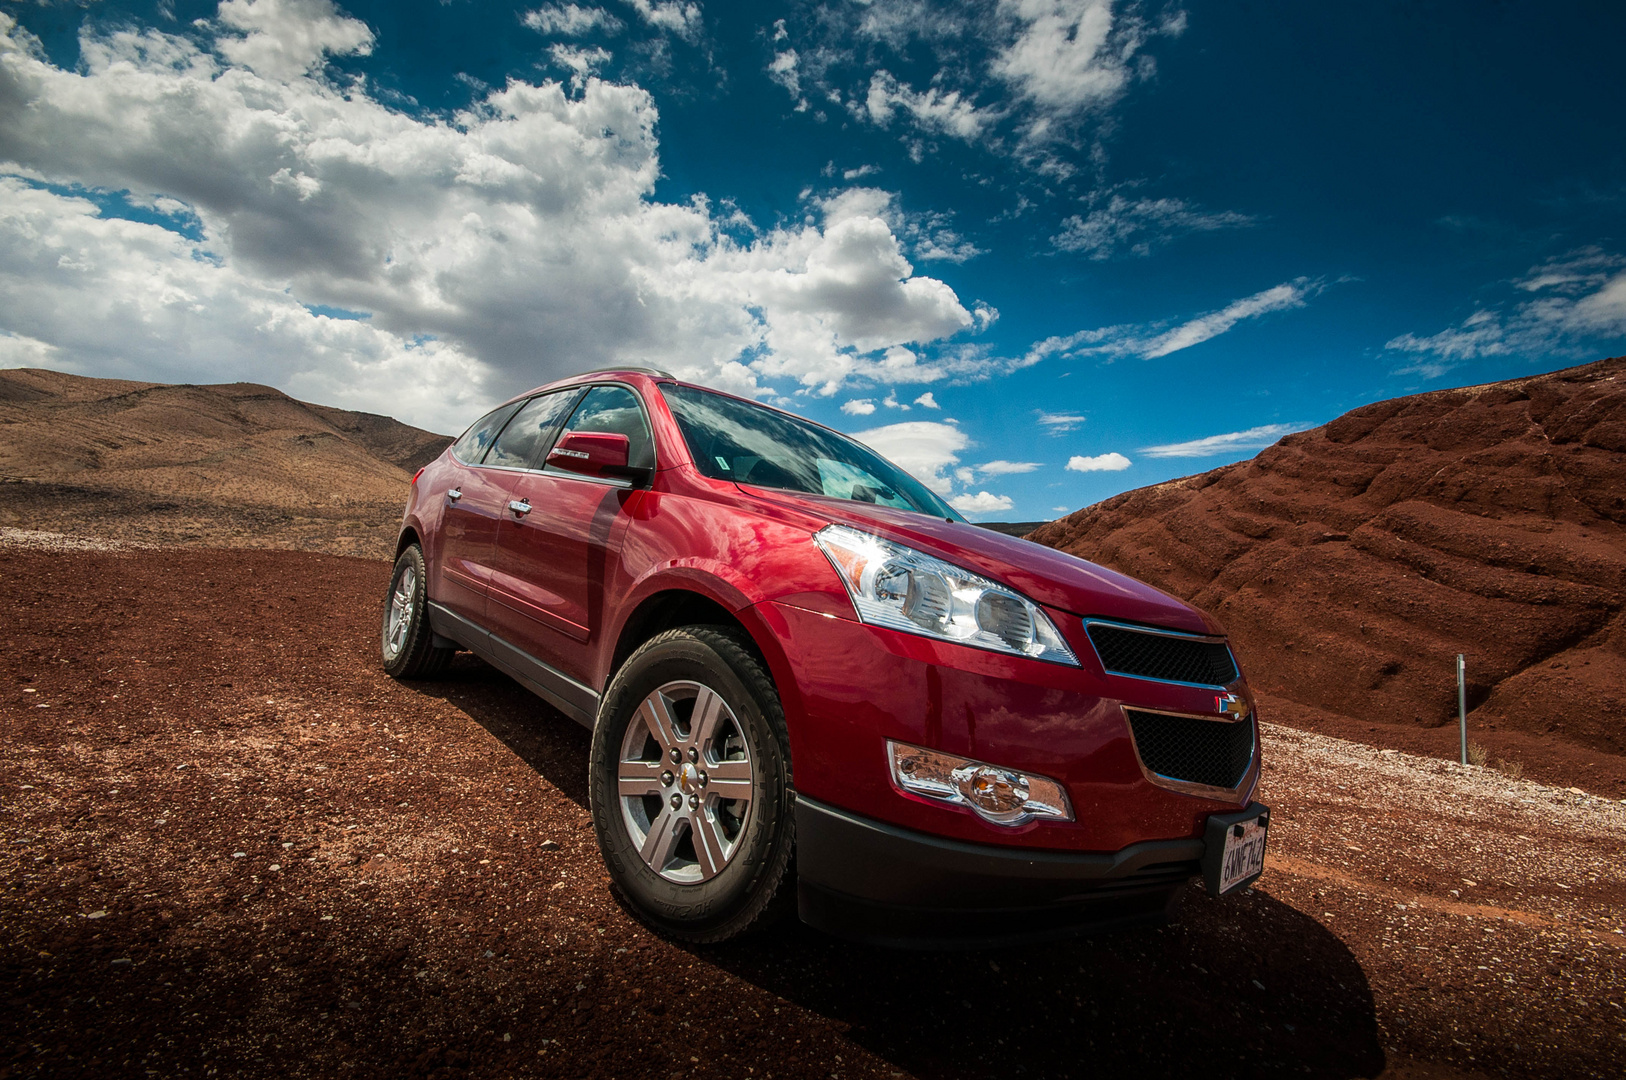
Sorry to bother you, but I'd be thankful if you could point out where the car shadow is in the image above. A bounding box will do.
[408,653,594,810]
[701,886,1385,1079]
[411,655,1385,1080]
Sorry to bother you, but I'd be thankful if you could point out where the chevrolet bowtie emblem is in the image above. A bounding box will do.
[1215,692,1248,719]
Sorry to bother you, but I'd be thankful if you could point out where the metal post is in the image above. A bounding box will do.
[1457,654,1468,766]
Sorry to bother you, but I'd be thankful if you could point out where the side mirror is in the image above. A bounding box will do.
[545,431,651,486]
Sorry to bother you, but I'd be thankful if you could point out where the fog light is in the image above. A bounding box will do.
[888,741,1073,826]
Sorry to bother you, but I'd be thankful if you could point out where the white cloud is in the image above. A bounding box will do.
[216,0,373,82]
[1065,451,1130,471]
[913,390,938,408]
[768,50,807,110]
[864,71,993,142]
[842,164,879,181]
[1051,504,1071,513]
[882,390,906,409]
[550,44,612,87]
[0,9,986,424]
[991,0,1132,113]
[1052,194,1255,259]
[1027,279,1320,365]
[817,187,984,267]
[1036,410,1086,433]
[0,178,489,433]
[840,398,876,415]
[978,459,1039,474]
[523,4,623,36]
[1386,248,1626,377]
[1139,423,1314,459]
[622,0,701,39]
[948,490,1015,517]
[1139,282,1311,358]
[850,419,968,494]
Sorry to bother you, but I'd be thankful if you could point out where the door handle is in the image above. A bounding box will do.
[508,499,531,516]
[447,487,462,501]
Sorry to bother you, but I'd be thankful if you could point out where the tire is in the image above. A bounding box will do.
[380,544,455,680]
[588,626,793,943]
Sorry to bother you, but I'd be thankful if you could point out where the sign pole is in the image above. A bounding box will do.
[1457,653,1467,766]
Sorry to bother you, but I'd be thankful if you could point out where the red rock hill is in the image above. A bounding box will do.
[1030,356,1626,794]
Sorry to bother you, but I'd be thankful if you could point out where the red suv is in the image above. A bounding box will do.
[383,367,1268,946]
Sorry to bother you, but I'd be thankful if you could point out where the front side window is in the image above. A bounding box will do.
[660,384,960,520]
[450,400,524,465]
[485,389,582,469]
[553,385,655,470]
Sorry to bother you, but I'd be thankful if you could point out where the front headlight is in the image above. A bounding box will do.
[814,523,1079,666]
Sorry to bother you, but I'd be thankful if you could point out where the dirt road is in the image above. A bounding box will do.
[2,546,1622,1078]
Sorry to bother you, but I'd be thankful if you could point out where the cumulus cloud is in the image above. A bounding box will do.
[764,1,1184,171]
[550,44,613,87]
[947,490,1015,517]
[1386,248,1626,378]
[840,398,876,415]
[817,187,983,266]
[913,390,939,408]
[0,6,986,425]
[850,419,969,494]
[523,4,624,36]
[863,70,993,142]
[0,178,489,432]
[1065,451,1130,471]
[622,0,701,40]
[216,0,373,81]
[1024,279,1320,366]
[768,49,807,110]
[1052,194,1255,259]
[1139,423,1313,458]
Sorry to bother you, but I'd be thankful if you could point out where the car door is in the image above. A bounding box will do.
[434,399,525,622]
[486,384,655,686]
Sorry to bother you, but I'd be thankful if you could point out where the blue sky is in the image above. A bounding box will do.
[2,1,1624,520]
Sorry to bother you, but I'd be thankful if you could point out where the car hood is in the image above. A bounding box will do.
[736,486,1220,636]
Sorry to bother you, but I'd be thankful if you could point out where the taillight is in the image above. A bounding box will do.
[411,467,425,486]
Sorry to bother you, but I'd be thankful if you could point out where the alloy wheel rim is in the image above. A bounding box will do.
[616,680,754,883]
[384,564,415,659]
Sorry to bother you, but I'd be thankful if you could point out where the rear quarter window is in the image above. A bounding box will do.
[450,400,524,465]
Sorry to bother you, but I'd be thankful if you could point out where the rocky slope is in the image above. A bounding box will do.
[0,368,450,556]
[1031,356,1626,792]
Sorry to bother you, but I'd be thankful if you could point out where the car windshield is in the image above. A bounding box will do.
[661,384,962,521]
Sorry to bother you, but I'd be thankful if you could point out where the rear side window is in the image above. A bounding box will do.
[485,389,582,469]
[450,400,523,465]
[554,385,655,470]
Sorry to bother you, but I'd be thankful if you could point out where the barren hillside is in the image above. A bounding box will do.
[0,368,451,556]
[1031,356,1626,796]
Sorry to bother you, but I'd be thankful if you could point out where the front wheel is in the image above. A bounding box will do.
[588,626,793,943]
[381,544,454,679]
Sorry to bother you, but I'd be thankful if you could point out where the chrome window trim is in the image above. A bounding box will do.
[1083,617,1240,690]
[447,379,656,482]
[1118,703,1258,804]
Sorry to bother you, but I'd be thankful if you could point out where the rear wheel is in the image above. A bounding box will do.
[588,626,792,942]
[381,544,454,679]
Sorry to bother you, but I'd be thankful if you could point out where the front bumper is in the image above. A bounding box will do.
[796,794,1269,948]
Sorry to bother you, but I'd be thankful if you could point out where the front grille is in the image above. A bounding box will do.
[1087,622,1238,686]
[1126,709,1254,790]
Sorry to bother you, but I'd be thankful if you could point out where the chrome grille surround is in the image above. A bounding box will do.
[1121,705,1257,802]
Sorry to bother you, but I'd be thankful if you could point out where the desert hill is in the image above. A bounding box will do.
[1030,356,1626,794]
[0,368,451,556]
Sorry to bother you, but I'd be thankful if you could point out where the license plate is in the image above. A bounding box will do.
[1219,817,1267,894]
[1202,804,1269,897]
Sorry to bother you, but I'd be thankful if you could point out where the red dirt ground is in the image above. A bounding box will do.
[1030,356,1626,797]
[4,547,1623,1080]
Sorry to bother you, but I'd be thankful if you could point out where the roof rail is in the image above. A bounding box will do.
[572,365,675,379]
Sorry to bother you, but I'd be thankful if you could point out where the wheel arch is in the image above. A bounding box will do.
[602,584,805,750]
